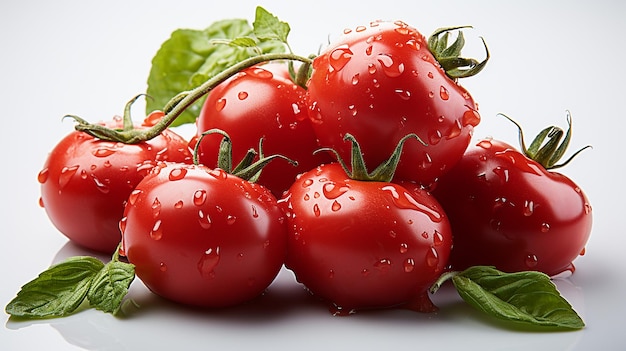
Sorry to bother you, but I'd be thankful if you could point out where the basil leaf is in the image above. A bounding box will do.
[252,6,290,43]
[452,266,585,330]
[146,14,285,127]
[87,261,135,315]
[5,257,104,318]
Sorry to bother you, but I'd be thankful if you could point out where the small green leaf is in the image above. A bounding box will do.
[146,18,285,127]
[452,266,585,330]
[252,6,290,44]
[5,257,104,318]
[87,261,135,315]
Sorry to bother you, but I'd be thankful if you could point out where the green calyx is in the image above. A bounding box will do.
[427,26,490,80]
[499,112,592,169]
[194,129,297,182]
[317,133,426,182]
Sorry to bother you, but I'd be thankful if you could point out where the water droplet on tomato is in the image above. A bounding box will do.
[331,200,342,212]
[198,247,220,279]
[584,203,592,214]
[446,120,462,139]
[226,215,237,225]
[215,98,226,112]
[428,130,442,145]
[92,148,116,157]
[477,139,492,149]
[395,26,410,35]
[159,262,168,272]
[421,231,429,239]
[462,109,481,127]
[426,247,439,267]
[356,25,366,32]
[37,168,49,183]
[151,197,161,218]
[377,53,404,77]
[302,178,314,188]
[433,230,445,246]
[249,67,273,79]
[38,197,44,208]
[406,39,421,51]
[351,73,360,85]
[329,44,353,72]
[523,200,534,216]
[427,72,434,79]
[128,189,142,205]
[251,205,259,218]
[59,165,79,188]
[193,189,207,206]
[80,170,88,179]
[493,166,510,183]
[395,89,411,100]
[399,243,409,254]
[381,185,443,222]
[439,86,449,100]
[91,174,110,194]
[579,247,586,256]
[198,210,212,229]
[119,217,127,234]
[322,182,349,199]
[420,153,433,170]
[330,304,356,316]
[525,254,538,268]
[403,258,415,272]
[328,269,335,279]
[238,91,248,100]
[541,222,550,233]
[169,167,187,181]
[174,200,184,209]
[150,220,163,240]
[313,204,321,217]
[374,258,392,273]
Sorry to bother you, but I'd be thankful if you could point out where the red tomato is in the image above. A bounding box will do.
[433,138,592,276]
[280,163,452,315]
[120,162,287,308]
[195,64,331,197]
[38,116,193,253]
[306,21,481,189]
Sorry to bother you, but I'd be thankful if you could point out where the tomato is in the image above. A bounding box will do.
[195,63,331,197]
[120,162,287,308]
[279,162,452,315]
[306,21,482,189]
[433,137,592,276]
[38,115,193,253]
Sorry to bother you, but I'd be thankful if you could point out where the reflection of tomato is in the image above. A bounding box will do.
[195,64,331,197]
[121,162,287,308]
[307,21,480,189]
[38,116,192,253]
[280,163,452,315]
[434,138,592,276]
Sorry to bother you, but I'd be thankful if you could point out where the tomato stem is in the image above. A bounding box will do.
[499,112,592,169]
[194,128,297,182]
[316,133,426,182]
[427,26,489,80]
[71,53,313,144]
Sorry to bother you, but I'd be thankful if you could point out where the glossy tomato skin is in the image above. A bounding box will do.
[195,64,331,198]
[433,138,592,276]
[38,117,192,253]
[121,163,287,308]
[307,21,481,189]
[280,164,452,314]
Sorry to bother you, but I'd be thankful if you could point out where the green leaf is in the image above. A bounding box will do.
[452,266,585,330]
[146,17,286,127]
[5,257,104,318]
[87,261,135,315]
[252,6,290,43]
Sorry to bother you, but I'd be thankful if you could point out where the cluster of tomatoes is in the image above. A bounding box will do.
[37,20,592,314]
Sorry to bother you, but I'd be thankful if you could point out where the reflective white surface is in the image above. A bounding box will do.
[2,1,625,350]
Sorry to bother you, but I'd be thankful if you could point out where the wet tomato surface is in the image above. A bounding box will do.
[38,116,193,253]
[306,21,481,189]
[121,163,287,308]
[433,138,592,276]
[280,163,452,314]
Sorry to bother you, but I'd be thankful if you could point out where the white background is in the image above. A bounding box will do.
[1,0,625,350]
